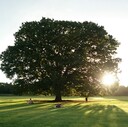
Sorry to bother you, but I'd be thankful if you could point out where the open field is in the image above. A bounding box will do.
[0,96,128,127]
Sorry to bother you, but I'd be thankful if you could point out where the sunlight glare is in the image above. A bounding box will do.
[102,73,116,86]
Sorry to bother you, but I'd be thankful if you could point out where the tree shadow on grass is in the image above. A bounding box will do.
[80,104,128,127]
[0,101,55,127]
[42,103,128,127]
[0,101,128,127]
[0,100,53,113]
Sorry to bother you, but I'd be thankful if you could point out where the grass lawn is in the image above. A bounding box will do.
[0,96,128,127]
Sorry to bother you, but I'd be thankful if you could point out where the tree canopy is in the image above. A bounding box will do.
[0,17,121,101]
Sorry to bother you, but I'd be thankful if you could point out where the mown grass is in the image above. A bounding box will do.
[0,96,128,127]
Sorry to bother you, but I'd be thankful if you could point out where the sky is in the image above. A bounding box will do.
[0,0,128,86]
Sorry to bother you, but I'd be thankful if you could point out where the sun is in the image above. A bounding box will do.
[102,73,116,86]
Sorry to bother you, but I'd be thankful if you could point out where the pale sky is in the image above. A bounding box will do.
[0,0,128,86]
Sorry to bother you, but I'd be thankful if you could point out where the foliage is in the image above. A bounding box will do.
[0,82,13,94]
[0,17,121,101]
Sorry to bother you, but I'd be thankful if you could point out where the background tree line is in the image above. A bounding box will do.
[0,82,13,94]
[1,82,128,96]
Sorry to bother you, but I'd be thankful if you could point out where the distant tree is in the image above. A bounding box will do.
[114,86,128,96]
[0,17,121,101]
[0,82,13,94]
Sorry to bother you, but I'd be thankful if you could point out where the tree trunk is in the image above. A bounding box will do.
[55,90,62,102]
[55,93,62,102]
[85,97,88,102]
[54,84,62,102]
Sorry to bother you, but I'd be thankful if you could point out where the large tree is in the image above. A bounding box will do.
[0,18,121,101]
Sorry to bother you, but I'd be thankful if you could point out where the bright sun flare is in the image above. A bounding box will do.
[102,73,116,86]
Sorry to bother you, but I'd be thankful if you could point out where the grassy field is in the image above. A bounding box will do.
[0,96,128,127]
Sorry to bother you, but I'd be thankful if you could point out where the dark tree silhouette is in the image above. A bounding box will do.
[0,17,121,101]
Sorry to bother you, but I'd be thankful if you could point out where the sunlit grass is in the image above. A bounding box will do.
[0,96,128,127]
